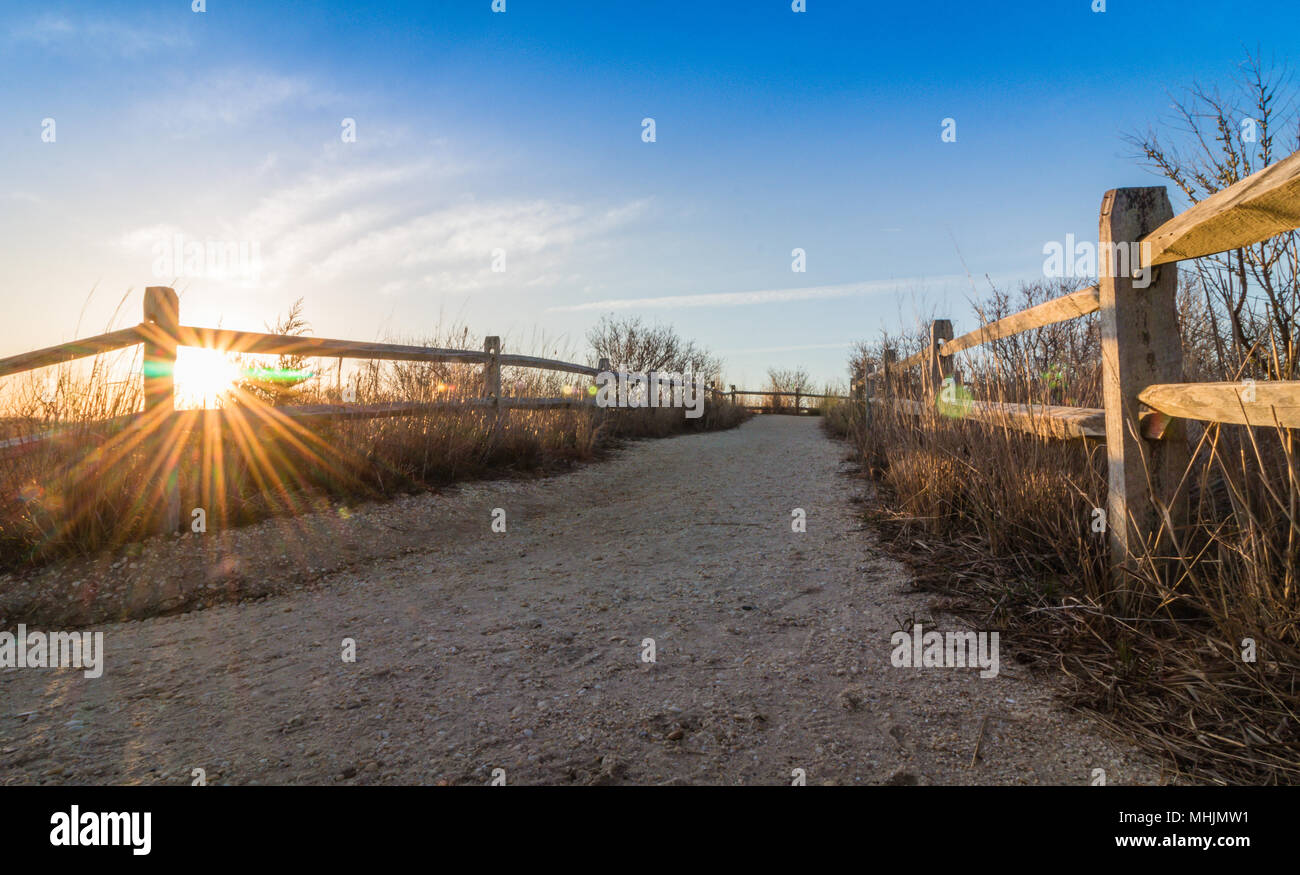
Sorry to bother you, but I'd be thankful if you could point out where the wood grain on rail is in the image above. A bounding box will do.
[941,286,1100,357]
[1139,380,1300,429]
[0,326,145,379]
[170,325,488,364]
[1142,146,1300,266]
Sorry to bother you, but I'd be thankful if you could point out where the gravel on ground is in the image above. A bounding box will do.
[0,415,1169,785]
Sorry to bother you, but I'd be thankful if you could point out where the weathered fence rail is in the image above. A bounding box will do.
[0,289,741,531]
[723,385,850,412]
[863,146,1300,583]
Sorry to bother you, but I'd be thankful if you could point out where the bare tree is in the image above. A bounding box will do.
[1124,53,1300,379]
[962,279,1101,408]
[765,366,812,410]
[586,315,721,382]
[766,367,813,394]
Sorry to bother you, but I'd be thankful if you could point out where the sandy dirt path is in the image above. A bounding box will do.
[0,416,1166,785]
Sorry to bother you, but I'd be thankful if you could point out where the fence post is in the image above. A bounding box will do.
[882,348,895,398]
[730,384,736,405]
[593,356,610,431]
[1098,187,1189,599]
[143,286,181,535]
[926,319,953,404]
[483,336,502,434]
[863,364,873,423]
[483,335,501,401]
[859,363,873,431]
[794,388,801,414]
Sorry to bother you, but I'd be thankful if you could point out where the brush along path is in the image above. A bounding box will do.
[0,416,1165,785]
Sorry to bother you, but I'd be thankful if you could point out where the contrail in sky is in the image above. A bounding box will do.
[548,276,972,312]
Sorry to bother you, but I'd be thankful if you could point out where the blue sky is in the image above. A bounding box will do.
[1,0,1295,388]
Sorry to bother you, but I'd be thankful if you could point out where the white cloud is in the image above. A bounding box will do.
[237,163,429,244]
[115,156,645,299]
[139,69,333,131]
[550,276,971,312]
[309,199,647,282]
[8,13,191,57]
[719,342,853,355]
[118,223,185,252]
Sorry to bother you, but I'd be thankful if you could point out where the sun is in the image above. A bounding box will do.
[173,347,242,409]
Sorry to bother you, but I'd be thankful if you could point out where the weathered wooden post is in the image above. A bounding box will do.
[882,348,896,399]
[926,319,953,405]
[794,388,801,415]
[594,356,610,429]
[483,335,502,434]
[730,384,736,405]
[863,364,873,430]
[850,361,869,430]
[1098,187,1189,598]
[483,336,501,402]
[143,286,181,534]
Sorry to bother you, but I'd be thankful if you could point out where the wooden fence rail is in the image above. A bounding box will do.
[0,288,742,532]
[0,326,147,380]
[724,385,850,413]
[863,146,1300,586]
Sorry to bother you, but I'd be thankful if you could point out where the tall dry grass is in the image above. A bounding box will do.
[0,320,747,573]
[828,278,1300,784]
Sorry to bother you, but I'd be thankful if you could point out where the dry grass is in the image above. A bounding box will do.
[827,279,1300,785]
[0,330,747,573]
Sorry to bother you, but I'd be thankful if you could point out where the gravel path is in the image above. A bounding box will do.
[0,415,1167,785]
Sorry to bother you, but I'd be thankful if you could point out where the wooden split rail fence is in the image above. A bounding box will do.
[857,148,1300,583]
[724,386,850,413]
[0,289,733,533]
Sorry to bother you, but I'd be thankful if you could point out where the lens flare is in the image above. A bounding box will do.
[174,348,242,409]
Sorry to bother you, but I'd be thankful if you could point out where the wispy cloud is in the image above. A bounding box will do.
[118,223,185,251]
[549,276,970,312]
[310,199,648,283]
[138,68,336,132]
[719,342,853,355]
[118,162,427,289]
[8,13,192,57]
[117,157,645,298]
[238,163,430,243]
